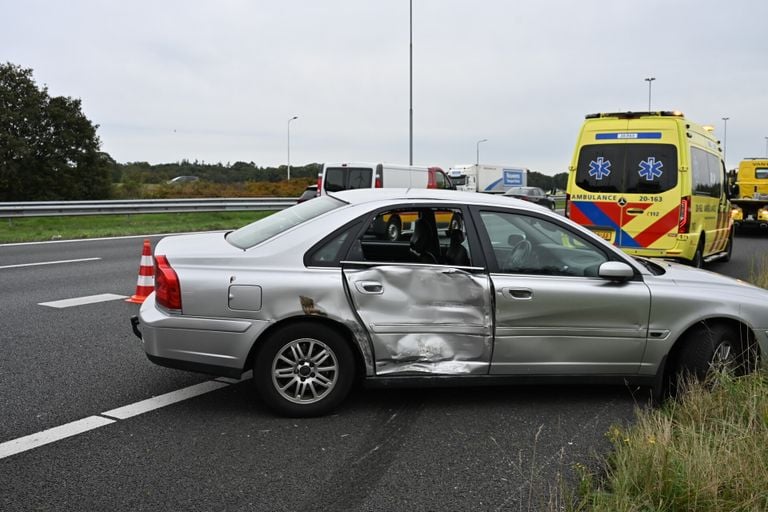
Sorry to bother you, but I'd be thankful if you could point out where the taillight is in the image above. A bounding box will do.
[316,173,323,195]
[154,255,182,312]
[678,196,691,233]
[564,193,571,218]
[375,175,382,188]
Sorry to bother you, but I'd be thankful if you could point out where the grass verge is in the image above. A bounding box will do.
[0,211,272,243]
[567,261,768,511]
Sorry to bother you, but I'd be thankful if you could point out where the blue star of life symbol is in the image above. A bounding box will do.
[638,157,664,180]
[589,157,611,180]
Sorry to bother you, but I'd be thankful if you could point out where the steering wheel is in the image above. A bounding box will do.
[505,239,532,270]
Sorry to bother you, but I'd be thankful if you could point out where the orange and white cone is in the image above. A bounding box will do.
[126,239,155,304]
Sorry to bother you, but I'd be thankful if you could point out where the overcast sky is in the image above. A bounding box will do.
[3,1,767,174]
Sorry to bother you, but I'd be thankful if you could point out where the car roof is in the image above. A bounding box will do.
[329,188,535,209]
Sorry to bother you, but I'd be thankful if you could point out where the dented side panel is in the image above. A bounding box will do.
[343,265,493,375]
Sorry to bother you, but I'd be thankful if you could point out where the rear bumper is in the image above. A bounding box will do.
[136,294,269,377]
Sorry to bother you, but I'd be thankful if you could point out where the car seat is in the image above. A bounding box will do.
[409,219,438,263]
[445,229,470,266]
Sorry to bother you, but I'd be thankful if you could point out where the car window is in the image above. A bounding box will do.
[305,223,360,266]
[346,206,474,266]
[479,210,608,276]
[227,196,346,249]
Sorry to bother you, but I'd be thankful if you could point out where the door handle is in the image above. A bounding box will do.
[355,281,384,294]
[626,208,645,215]
[502,288,533,300]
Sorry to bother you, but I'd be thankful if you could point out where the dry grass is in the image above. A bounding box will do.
[567,258,768,511]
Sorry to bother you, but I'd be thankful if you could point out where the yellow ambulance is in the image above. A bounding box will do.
[565,111,733,267]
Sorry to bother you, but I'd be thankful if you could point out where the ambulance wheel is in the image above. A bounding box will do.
[690,240,704,268]
[722,229,734,262]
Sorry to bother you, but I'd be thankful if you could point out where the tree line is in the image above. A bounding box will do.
[1,62,567,201]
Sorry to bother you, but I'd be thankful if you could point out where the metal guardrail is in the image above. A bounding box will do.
[0,194,567,218]
[0,198,299,218]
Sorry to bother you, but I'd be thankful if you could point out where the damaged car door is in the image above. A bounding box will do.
[342,206,493,376]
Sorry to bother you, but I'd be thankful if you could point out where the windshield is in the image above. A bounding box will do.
[226,196,346,249]
[576,143,678,194]
[450,175,467,186]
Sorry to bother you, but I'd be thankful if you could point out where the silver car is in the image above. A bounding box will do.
[131,189,768,417]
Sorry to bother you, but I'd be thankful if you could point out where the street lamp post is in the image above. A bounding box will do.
[476,138,487,166]
[721,117,729,164]
[287,115,298,181]
[765,136,768,158]
[644,77,656,111]
[409,0,413,165]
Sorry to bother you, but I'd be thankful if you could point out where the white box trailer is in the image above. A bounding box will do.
[447,164,528,193]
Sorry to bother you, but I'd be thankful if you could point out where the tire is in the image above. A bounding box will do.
[254,322,355,417]
[387,216,402,241]
[690,238,704,268]
[674,323,753,385]
[721,228,734,262]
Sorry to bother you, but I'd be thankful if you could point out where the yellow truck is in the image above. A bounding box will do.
[730,158,768,231]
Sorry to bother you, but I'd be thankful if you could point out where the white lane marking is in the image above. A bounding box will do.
[0,416,115,459]
[39,293,128,309]
[0,257,101,270]
[101,381,229,420]
[0,377,248,460]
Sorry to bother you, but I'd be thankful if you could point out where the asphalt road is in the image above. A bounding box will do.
[1,230,766,511]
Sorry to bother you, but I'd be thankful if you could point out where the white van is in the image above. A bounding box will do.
[317,163,453,195]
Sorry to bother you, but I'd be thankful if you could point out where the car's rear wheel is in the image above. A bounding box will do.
[673,323,753,387]
[254,322,354,417]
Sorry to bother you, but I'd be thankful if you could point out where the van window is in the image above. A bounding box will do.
[756,168,768,180]
[576,144,678,194]
[691,147,723,198]
[324,167,373,192]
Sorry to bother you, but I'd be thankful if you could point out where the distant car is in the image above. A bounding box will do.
[297,184,318,203]
[132,188,768,417]
[504,186,555,210]
[167,175,199,184]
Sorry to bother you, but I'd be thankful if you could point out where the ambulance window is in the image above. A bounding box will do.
[576,144,677,194]
[691,148,721,198]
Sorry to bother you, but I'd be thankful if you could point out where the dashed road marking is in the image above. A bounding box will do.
[0,416,116,460]
[101,381,229,420]
[39,293,128,309]
[0,376,251,460]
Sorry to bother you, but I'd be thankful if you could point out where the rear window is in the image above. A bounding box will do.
[756,168,768,179]
[324,167,373,192]
[576,143,678,194]
[226,196,346,249]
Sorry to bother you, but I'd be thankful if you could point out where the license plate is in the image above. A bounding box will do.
[592,229,615,242]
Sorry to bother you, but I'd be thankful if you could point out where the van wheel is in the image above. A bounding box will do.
[690,239,704,268]
[722,228,734,262]
[387,216,402,241]
[254,322,355,417]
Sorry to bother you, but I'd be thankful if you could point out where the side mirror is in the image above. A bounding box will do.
[598,261,634,281]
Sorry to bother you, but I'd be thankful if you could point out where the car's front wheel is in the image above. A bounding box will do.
[674,323,754,385]
[254,322,355,417]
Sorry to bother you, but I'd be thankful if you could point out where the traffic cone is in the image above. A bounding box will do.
[126,239,155,304]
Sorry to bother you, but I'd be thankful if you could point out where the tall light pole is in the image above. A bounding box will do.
[409,0,413,165]
[287,115,298,181]
[476,138,487,166]
[765,136,768,157]
[644,77,656,111]
[721,117,729,165]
